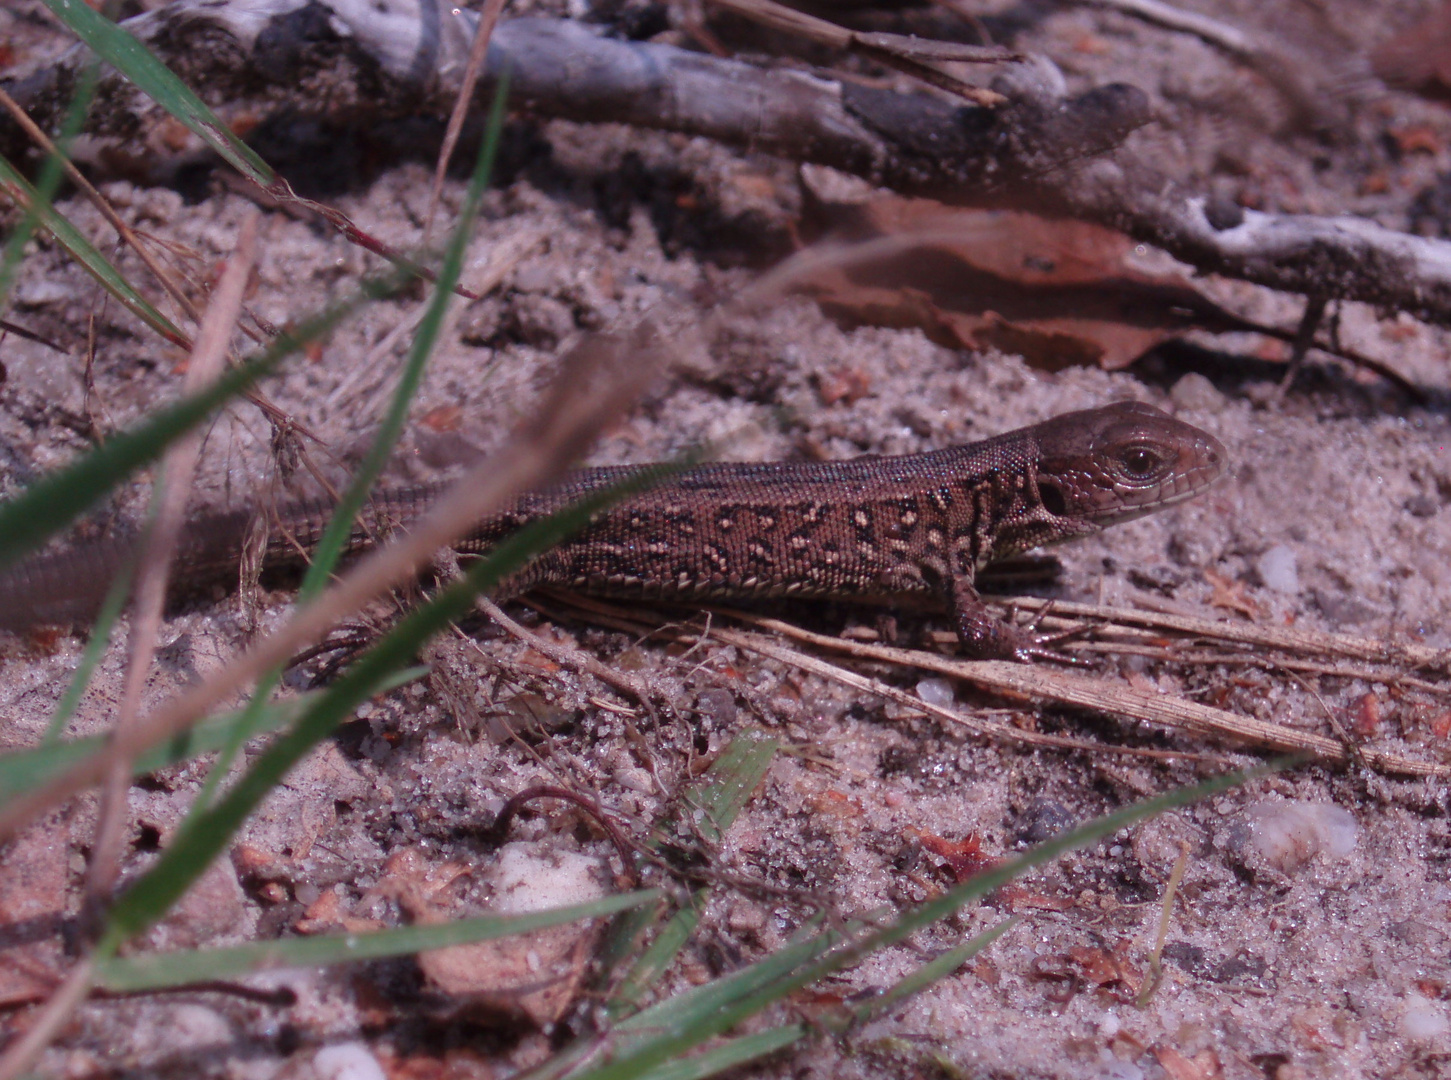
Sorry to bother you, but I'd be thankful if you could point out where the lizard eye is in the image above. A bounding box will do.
[1117,446,1163,478]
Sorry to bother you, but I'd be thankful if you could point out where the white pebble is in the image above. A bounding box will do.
[1230,800,1358,874]
[1095,1048,1144,1080]
[1169,372,1226,413]
[314,1043,386,1080]
[1256,545,1300,595]
[1401,995,1450,1043]
[916,678,955,708]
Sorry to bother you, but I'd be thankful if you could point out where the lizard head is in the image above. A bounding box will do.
[1032,401,1227,528]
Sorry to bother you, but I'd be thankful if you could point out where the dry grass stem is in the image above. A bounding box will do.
[85,210,260,910]
[0,86,194,345]
[0,958,96,1080]
[425,0,509,243]
[999,596,1451,671]
[475,595,659,717]
[734,614,1448,776]
[0,326,665,844]
[706,0,1015,104]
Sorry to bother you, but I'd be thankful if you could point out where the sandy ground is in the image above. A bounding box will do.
[3,0,1451,1077]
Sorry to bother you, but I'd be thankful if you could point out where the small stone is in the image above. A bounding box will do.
[1169,372,1227,413]
[1015,800,1075,844]
[1406,494,1439,518]
[314,1043,387,1080]
[1203,193,1245,231]
[612,766,654,794]
[1222,799,1359,875]
[915,678,955,708]
[695,688,737,725]
[1256,544,1300,595]
[1400,995,1450,1043]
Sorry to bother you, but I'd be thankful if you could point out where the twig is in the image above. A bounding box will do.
[0,322,667,845]
[424,0,509,244]
[531,592,1236,763]
[996,596,1451,673]
[728,613,1446,776]
[483,784,641,881]
[0,959,95,1080]
[706,0,1017,106]
[14,3,1451,324]
[476,595,664,721]
[1274,293,1326,402]
[85,210,259,916]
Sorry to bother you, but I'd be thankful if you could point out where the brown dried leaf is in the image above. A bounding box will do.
[1204,568,1261,620]
[409,844,609,1028]
[1155,1045,1225,1080]
[1374,4,1451,101]
[802,199,1253,371]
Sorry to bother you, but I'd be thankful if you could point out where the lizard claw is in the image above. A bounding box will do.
[955,616,1095,665]
[1009,627,1094,666]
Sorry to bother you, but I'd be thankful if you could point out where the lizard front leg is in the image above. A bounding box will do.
[946,572,1085,664]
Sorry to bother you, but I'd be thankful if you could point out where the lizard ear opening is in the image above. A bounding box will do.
[1038,481,1067,516]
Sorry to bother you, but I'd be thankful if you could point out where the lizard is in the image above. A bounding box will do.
[0,401,1225,661]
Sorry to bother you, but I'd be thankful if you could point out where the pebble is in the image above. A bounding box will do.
[314,1043,386,1080]
[1400,995,1450,1043]
[1169,372,1227,413]
[1224,800,1359,875]
[915,678,955,708]
[1256,544,1300,595]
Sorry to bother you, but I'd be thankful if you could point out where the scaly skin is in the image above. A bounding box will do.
[0,402,1226,660]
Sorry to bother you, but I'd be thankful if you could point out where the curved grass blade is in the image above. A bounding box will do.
[41,557,133,745]
[564,763,1279,1080]
[0,63,98,308]
[627,1027,807,1080]
[601,729,779,1014]
[0,668,428,804]
[0,153,185,346]
[94,888,661,993]
[97,465,677,953]
[0,270,407,573]
[40,0,274,186]
[189,77,511,816]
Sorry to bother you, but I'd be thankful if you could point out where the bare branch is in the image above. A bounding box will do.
[8,0,1451,322]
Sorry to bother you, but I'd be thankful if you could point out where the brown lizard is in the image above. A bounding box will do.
[0,401,1225,660]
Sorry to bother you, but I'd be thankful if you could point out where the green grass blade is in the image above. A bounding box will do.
[0,152,185,345]
[188,76,510,816]
[849,917,1017,1026]
[0,270,406,573]
[93,889,661,993]
[41,557,133,745]
[612,919,843,1038]
[0,667,428,804]
[98,469,674,952]
[603,730,779,1013]
[628,1026,806,1080]
[0,60,97,309]
[566,764,1274,1080]
[296,83,506,608]
[40,0,274,186]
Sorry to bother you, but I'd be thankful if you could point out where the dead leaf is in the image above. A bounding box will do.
[419,405,464,433]
[801,199,1259,371]
[817,367,872,406]
[411,844,610,1028]
[906,827,994,882]
[1204,569,1261,620]
[1374,4,1451,101]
